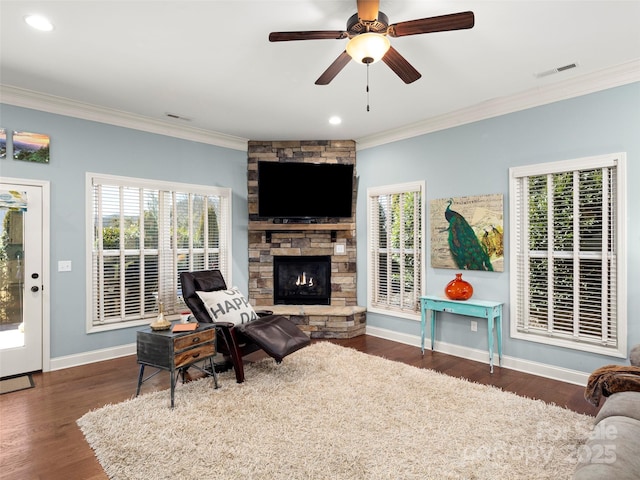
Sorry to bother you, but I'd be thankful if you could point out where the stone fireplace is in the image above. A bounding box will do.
[247,140,366,338]
[273,255,331,305]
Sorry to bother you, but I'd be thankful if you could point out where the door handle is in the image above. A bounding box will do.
[31,286,39,292]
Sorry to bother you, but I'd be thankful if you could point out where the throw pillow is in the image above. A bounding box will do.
[196,287,258,326]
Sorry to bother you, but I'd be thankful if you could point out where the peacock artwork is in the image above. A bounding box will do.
[430,194,504,272]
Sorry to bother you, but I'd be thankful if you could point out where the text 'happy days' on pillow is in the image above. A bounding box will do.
[196,288,258,325]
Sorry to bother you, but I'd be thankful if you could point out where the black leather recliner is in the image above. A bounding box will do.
[180,269,310,383]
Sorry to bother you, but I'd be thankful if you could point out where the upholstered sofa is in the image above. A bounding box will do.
[573,391,640,479]
[574,345,640,479]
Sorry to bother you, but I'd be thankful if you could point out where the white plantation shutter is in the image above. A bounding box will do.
[509,154,627,357]
[88,173,231,330]
[172,190,230,301]
[367,181,425,317]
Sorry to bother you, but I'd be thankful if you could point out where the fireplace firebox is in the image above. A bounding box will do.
[273,255,331,305]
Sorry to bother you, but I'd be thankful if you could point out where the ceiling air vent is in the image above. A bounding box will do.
[165,113,191,122]
[535,62,578,78]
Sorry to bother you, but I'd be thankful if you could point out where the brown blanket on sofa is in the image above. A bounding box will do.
[584,365,640,407]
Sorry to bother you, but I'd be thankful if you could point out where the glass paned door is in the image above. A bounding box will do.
[0,184,43,377]
[0,205,24,347]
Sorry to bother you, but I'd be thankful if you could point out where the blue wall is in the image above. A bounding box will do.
[356,82,640,374]
[1,82,638,375]
[0,105,248,358]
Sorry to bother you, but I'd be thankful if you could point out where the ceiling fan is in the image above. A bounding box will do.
[269,0,474,85]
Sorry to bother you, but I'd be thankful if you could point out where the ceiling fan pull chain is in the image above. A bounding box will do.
[366,63,370,112]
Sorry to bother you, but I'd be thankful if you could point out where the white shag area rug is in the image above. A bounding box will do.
[78,342,593,480]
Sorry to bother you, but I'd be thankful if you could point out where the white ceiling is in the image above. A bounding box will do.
[1,1,639,150]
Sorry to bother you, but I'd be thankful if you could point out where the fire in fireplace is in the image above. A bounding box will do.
[273,255,331,305]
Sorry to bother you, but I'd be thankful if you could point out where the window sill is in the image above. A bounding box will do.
[510,330,627,358]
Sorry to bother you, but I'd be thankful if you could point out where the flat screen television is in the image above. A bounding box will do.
[257,161,354,220]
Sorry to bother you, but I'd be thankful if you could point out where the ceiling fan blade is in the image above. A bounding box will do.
[382,46,422,84]
[357,0,380,22]
[389,11,474,37]
[269,30,348,42]
[315,51,352,85]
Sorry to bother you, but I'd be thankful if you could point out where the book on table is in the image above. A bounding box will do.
[172,322,198,332]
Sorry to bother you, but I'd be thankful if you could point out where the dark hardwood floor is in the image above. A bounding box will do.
[0,335,599,480]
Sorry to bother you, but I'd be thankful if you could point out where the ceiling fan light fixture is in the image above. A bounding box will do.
[346,33,390,64]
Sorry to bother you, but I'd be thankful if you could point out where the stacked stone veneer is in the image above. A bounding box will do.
[247,140,365,338]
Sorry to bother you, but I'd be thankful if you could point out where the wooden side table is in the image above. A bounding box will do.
[420,295,503,373]
[136,323,219,408]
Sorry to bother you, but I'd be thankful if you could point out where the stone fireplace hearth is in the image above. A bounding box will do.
[246,140,366,339]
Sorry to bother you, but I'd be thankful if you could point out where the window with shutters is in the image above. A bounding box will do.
[509,153,627,357]
[367,181,425,319]
[87,173,232,332]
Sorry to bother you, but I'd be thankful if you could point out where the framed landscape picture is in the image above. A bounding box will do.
[0,128,6,159]
[13,131,50,163]
[430,193,504,272]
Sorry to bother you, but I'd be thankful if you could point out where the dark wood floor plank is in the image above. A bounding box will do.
[0,335,599,480]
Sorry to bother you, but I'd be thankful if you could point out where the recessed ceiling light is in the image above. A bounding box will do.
[329,116,342,125]
[25,15,54,32]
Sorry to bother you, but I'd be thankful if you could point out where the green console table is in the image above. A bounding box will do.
[420,295,503,373]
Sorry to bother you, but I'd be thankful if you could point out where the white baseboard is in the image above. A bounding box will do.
[365,325,589,387]
[49,343,136,371]
[48,327,590,387]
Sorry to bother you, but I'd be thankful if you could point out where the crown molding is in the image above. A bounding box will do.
[355,59,640,151]
[2,59,638,153]
[0,85,249,152]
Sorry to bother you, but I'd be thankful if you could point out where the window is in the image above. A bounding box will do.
[509,153,627,357]
[367,181,425,318]
[87,173,231,332]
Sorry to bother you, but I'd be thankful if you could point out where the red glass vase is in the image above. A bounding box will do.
[444,273,473,300]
